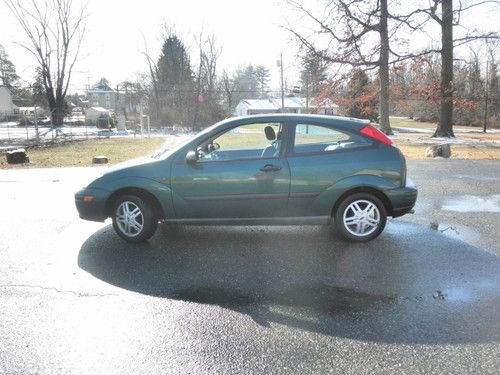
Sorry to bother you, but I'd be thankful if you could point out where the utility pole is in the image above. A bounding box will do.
[280,53,285,113]
[115,84,120,114]
[483,60,489,133]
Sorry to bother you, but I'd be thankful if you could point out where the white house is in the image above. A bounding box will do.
[299,97,339,115]
[0,86,19,121]
[87,79,116,111]
[234,97,338,116]
[85,106,110,124]
[19,106,47,118]
[234,99,280,116]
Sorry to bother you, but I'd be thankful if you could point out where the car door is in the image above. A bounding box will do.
[286,122,374,217]
[171,122,291,219]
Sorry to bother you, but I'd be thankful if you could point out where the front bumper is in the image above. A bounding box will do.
[388,178,418,218]
[75,187,110,222]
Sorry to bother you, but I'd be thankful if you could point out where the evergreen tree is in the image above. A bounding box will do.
[240,65,260,98]
[32,68,49,109]
[345,69,378,121]
[300,53,327,96]
[489,56,500,122]
[156,34,194,126]
[300,52,328,110]
[157,35,193,86]
[0,44,20,89]
[254,66,270,98]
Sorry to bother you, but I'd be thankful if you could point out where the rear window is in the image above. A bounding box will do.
[293,124,371,154]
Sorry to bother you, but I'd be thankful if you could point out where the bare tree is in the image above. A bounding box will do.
[392,0,500,137]
[286,0,396,134]
[141,35,161,123]
[5,0,87,126]
[221,70,236,113]
[193,33,222,129]
[432,0,499,136]
[485,39,500,130]
[438,0,455,136]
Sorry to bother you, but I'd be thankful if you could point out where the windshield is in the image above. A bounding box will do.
[150,122,225,159]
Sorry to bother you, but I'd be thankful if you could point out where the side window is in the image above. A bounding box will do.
[198,122,282,161]
[293,124,371,154]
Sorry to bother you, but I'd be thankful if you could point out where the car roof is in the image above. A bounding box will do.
[220,114,371,130]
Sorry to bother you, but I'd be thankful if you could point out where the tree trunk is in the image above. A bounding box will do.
[434,0,455,137]
[52,106,64,126]
[378,0,393,135]
[53,95,66,126]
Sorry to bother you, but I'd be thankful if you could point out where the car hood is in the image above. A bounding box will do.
[86,156,166,189]
[107,155,157,172]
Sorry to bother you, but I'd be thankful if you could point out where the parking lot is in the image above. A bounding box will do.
[0,159,499,374]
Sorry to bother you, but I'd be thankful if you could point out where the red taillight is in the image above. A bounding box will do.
[359,124,393,145]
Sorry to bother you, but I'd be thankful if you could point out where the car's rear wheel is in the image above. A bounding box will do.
[334,193,387,242]
[112,194,158,243]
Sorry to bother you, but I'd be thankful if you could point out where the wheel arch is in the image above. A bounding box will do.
[105,187,166,220]
[332,186,393,217]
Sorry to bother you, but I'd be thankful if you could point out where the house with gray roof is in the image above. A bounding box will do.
[234,97,338,117]
[87,78,116,111]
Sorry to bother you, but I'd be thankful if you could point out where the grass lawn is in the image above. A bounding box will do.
[389,117,488,132]
[2,127,498,169]
[388,117,499,159]
[395,142,500,160]
[1,137,166,169]
[389,117,437,129]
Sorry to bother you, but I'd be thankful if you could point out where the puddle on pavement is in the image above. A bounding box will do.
[457,175,500,182]
[442,195,500,213]
[171,285,396,314]
[171,281,500,317]
[432,280,500,302]
[429,221,481,244]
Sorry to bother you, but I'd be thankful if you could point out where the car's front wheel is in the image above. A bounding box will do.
[112,194,158,243]
[334,193,387,242]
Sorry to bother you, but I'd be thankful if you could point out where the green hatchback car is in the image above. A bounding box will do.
[75,114,417,243]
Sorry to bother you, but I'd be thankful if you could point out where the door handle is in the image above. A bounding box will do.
[260,164,282,172]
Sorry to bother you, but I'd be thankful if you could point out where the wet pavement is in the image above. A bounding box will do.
[0,159,499,374]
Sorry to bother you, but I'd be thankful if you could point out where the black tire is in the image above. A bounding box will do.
[112,194,158,243]
[334,193,387,242]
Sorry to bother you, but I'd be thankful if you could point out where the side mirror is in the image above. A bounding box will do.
[185,150,198,163]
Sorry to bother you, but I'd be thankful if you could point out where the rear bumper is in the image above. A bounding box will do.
[388,178,418,218]
[75,187,110,222]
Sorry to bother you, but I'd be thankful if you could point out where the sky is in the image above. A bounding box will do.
[0,0,300,92]
[0,0,499,93]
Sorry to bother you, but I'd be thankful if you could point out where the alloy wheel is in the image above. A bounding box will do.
[342,199,381,237]
[115,201,144,237]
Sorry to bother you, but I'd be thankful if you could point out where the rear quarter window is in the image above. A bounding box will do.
[293,124,371,154]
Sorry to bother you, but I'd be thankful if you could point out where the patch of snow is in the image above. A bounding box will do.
[0,122,18,127]
[442,195,500,213]
[455,129,500,135]
[393,135,500,147]
[392,127,433,134]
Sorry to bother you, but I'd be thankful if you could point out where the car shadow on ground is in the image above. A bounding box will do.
[78,221,500,345]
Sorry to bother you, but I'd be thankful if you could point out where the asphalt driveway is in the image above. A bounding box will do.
[0,160,499,374]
